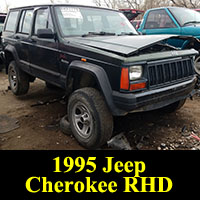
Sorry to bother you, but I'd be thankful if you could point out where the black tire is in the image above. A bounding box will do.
[67,87,113,149]
[60,115,72,136]
[8,61,29,95]
[159,99,186,113]
[194,55,200,75]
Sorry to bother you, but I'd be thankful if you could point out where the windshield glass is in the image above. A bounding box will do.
[169,7,200,26]
[54,6,137,37]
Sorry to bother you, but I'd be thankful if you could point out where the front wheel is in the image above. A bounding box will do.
[194,56,200,75]
[67,87,113,149]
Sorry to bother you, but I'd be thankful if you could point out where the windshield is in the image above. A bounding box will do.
[169,7,200,26]
[54,6,138,37]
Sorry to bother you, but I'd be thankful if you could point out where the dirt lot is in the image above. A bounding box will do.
[0,70,200,150]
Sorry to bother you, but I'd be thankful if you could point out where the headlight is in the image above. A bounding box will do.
[129,66,142,81]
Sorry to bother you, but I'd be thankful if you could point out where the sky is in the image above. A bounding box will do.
[0,0,96,12]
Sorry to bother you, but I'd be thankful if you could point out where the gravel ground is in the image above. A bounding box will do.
[0,70,200,150]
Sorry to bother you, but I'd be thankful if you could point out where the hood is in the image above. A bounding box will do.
[67,35,182,56]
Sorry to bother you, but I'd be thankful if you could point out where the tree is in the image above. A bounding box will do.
[3,0,10,12]
[49,0,69,3]
[93,0,143,9]
[170,0,200,8]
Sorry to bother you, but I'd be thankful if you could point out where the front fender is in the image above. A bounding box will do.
[66,60,124,116]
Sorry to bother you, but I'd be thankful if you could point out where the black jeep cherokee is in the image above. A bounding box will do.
[2,4,198,148]
[0,13,6,71]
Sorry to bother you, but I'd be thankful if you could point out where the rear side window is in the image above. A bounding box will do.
[5,11,19,32]
[18,10,33,34]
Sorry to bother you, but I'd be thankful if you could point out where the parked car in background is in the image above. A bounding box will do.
[0,13,6,71]
[138,7,200,75]
[120,9,144,29]
[132,19,142,29]
[0,13,6,33]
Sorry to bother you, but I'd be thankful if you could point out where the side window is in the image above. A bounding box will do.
[18,10,33,34]
[34,8,54,35]
[18,11,26,33]
[5,11,19,32]
[145,10,176,29]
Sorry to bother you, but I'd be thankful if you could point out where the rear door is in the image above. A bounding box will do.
[14,9,34,74]
[29,7,60,85]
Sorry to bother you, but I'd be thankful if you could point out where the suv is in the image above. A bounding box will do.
[2,4,198,149]
[0,13,6,71]
[0,13,6,32]
[138,7,200,74]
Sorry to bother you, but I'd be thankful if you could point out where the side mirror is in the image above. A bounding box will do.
[37,29,54,39]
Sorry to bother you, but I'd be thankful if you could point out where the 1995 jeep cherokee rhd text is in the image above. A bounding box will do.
[2,4,198,148]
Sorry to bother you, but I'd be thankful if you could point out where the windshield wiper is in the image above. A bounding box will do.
[183,21,200,26]
[118,32,138,36]
[82,31,116,37]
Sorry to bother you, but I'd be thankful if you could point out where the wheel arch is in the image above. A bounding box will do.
[4,45,19,74]
[65,61,122,116]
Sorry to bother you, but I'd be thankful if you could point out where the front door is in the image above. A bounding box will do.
[29,7,60,85]
[141,9,182,48]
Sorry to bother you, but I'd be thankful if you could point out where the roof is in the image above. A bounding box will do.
[147,6,195,11]
[9,4,118,12]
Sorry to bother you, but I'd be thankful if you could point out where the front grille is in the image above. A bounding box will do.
[148,58,194,87]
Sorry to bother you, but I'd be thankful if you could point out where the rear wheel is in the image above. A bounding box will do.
[67,87,113,149]
[8,61,29,95]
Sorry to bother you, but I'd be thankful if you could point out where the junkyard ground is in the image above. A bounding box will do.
[0,70,200,150]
